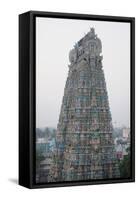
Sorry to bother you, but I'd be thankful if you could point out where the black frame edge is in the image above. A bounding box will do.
[130,17,135,182]
[23,10,135,22]
[19,12,32,188]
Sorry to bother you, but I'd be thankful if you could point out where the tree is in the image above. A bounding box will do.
[44,127,50,138]
[119,147,130,178]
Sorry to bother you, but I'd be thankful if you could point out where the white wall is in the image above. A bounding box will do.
[0,0,137,199]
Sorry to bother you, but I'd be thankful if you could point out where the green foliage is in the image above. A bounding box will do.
[119,147,131,178]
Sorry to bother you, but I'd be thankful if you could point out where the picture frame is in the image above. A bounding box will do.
[19,11,135,189]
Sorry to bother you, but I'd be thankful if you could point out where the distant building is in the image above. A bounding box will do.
[36,130,56,183]
[114,127,130,161]
[122,128,130,139]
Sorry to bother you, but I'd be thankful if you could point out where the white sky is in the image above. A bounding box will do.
[36,17,130,129]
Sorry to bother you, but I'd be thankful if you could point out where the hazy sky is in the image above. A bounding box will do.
[36,17,130,128]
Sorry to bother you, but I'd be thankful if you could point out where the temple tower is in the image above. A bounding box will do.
[50,28,120,182]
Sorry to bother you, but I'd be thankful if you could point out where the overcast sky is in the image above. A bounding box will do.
[36,17,130,129]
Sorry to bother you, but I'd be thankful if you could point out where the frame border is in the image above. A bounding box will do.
[19,11,135,189]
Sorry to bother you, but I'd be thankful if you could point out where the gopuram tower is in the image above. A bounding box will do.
[50,28,120,182]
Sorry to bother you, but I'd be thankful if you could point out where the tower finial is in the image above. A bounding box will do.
[89,27,96,38]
